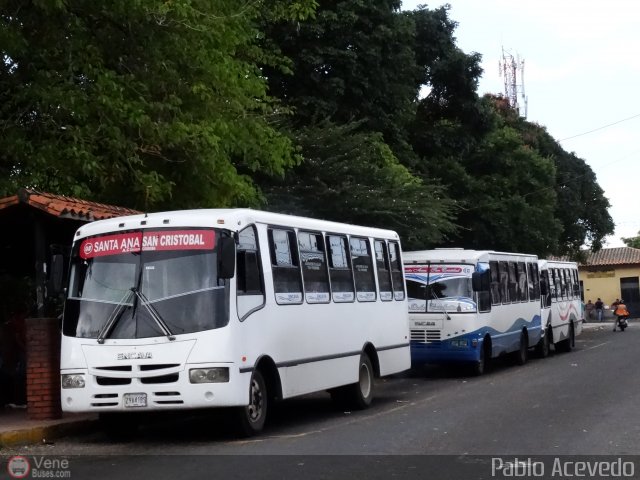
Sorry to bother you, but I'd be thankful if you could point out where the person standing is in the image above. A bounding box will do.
[595,298,604,322]
[585,299,595,321]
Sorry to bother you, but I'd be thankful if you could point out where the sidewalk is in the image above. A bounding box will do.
[0,406,97,448]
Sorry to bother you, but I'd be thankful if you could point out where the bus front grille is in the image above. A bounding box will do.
[410,329,442,344]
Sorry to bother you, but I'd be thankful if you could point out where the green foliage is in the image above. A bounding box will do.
[0,0,614,256]
[0,0,311,209]
[622,232,640,249]
[263,123,457,248]
[512,105,615,255]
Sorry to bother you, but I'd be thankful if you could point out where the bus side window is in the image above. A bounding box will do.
[517,262,528,302]
[490,261,501,305]
[552,269,560,301]
[507,261,518,303]
[374,240,393,301]
[563,268,571,299]
[350,237,376,302]
[498,261,509,304]
[268,228,303,305]
[388,241,405,301]
[237,226,265,319]
[544,270,552,307]
[573,269,580,298]
[533,263,541,300]
[526,263,534,301]
[298,231,330,304]
[326,235,355,303]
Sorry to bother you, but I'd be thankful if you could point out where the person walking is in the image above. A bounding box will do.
[595,298,604,322]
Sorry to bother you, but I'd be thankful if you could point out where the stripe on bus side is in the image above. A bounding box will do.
[238,342,410,373]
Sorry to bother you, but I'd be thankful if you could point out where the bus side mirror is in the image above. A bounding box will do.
[218,236,236,279]
[49,254,65,295]
[472,270,490,292]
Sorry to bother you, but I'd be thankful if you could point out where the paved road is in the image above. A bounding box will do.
[3,324,639,479]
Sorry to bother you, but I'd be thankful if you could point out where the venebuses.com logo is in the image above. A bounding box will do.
[6,455,71,478]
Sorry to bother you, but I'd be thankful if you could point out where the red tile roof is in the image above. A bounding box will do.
[0,188,141,221]
[581,247,640,267]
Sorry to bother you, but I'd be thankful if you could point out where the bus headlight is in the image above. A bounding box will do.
[189,367,229,384]
[61,374,86,389]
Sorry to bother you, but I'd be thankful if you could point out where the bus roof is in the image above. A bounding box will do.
[403,248,538,264]
[72,208,400,241]
[538,259,578,269]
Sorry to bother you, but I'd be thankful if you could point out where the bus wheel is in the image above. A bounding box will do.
[236,369,268,436]
[471,341,489,376]
[333,354,374,410]
[535,326,550,358]
[515,331,528,365]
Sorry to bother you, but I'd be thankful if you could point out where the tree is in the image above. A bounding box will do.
[514,106,615,255]
[622,232,640,249]
[263,122,457,248]
[0,0,315,209]
[259,1,468,244]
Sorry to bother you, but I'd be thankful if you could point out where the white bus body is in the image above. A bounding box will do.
[60,209,410,434]
[404,249,542,374]
[537,259,583,355]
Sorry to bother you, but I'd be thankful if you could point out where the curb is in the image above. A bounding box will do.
[0,418,98,447]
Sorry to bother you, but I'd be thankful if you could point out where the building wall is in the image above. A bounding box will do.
[580,265,640,309]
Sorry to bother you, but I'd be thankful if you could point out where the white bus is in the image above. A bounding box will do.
[404,249,542,375]
[59,209,410,435]
[536,259,583,356]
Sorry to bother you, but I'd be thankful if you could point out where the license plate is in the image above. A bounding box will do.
[123,393,147,408]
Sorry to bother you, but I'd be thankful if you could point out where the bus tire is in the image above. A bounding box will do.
[472,339,490,376]
[235,369,268,436]
[535,326,550,358]
[515,331,528,365]
[334,354,374,410]
[557,322,575,353]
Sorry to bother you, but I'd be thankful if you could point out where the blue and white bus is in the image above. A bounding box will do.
[537,259,583,356]
[404,249,542,375]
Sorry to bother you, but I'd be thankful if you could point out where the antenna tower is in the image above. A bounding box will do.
[499,47,528,117]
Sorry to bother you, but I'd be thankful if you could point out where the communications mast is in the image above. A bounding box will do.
[499,47,528,118]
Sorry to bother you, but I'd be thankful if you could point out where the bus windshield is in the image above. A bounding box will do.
[405,264,476,314]
[62,228,229,339]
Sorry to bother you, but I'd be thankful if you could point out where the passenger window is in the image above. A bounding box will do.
[526,263,540,301]
[326,235,355,303]
[508,262,517,302]
[298,231,330,304]
[237,226,265,319]
[490,261,501,305]
[388,241,405,300]
[350,237,376,302]
[375,240,393,301]
[516,262,528,302]
[268,228,303,305]
[498,261,509,304]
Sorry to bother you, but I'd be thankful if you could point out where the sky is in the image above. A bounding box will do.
[402,0,640,248]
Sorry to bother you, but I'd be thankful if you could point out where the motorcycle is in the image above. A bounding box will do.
[616,315,628,331]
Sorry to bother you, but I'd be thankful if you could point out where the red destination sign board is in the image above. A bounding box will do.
[80,230,215,259]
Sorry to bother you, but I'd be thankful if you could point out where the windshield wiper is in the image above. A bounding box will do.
[131,287,176,341]
[431,290,452,320]
[97,290,134,344]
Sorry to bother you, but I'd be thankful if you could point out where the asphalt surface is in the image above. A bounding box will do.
[2,323,639,479]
